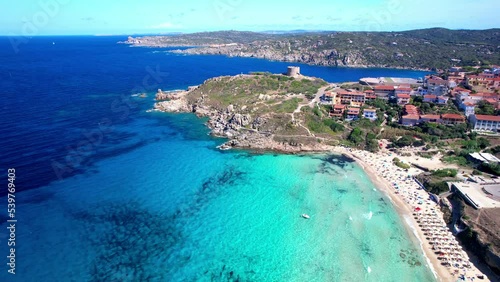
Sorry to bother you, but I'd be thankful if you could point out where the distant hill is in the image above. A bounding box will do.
[124,28,500,69]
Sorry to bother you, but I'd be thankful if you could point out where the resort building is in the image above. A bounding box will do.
[441,114,466,125]
[346,107,360,120]
[363,108,377,121]
[397,94,411,105]
[470,115,500,132]
[336,91,365,106]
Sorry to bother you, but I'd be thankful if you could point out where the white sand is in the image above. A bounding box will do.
[331,146,490,282]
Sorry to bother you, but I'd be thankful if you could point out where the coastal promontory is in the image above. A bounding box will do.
[154,71,345,152]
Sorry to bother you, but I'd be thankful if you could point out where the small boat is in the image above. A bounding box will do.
[301,214,310,219]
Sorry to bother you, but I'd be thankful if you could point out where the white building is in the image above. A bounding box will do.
[470,115,500,132]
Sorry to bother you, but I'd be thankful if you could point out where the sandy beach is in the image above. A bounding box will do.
[332,146,490,282]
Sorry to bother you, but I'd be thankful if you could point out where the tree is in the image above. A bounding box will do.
[393,135,414,148]
[475,100,495,115]
[329,122,344,132]
[413,96,423,104]
[421,103,432,114]
[477,137,490,149]
[348,127,364,146]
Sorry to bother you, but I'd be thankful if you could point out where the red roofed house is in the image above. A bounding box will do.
[420,114,441,123]
[397,94,411,105]
[441,114,466,125]
[451,87,471,98]
[470,115,500,132]
[404,104,419,115]
[330,104,346,117]
[373,85,395,100]
[423,95,437,103]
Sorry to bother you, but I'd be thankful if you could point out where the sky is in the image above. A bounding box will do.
[1,0,499,35]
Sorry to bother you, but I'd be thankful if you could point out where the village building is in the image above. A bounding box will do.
[335,90,365,106]
[363,108,377,121]
[441,113,466,125]
[397,93,411,105]
[330,104,346,118]
[420,114,441,123]
[346,107,360,120]
[401,115,420,126]
[373,85,395,100]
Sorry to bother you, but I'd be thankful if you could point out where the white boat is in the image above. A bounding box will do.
[301,214,310,219]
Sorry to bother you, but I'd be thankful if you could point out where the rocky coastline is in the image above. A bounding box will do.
[168,46,431,71]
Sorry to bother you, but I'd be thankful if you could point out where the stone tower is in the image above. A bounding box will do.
[287,66,300,77]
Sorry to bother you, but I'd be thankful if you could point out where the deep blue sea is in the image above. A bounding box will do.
[0,36,435,281]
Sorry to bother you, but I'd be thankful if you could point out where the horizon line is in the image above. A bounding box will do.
[1,26,500,37]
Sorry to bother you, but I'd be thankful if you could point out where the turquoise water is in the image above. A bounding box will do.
[0,36,435,281]
[6,113,435,281]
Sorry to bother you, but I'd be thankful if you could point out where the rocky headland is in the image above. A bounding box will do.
[154,73,337,152]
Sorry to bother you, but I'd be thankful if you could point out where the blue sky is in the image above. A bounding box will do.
[1,0,499,35]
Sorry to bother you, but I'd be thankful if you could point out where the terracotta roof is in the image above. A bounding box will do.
[464,102,475,107]
[397,94,411,99]
[485,98,497,104]
[364,90,374,93]
[347,107,360,113]
[402,115,420,120]
[374,85,395,91]
[475,115,500,122]
[333,104,346,109]
[364,108,376,112]
[424,95,437,99]
[441,114,465,120]
[421,114,441,120]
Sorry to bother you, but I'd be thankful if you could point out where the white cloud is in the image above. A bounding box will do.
[150,22,180,29]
